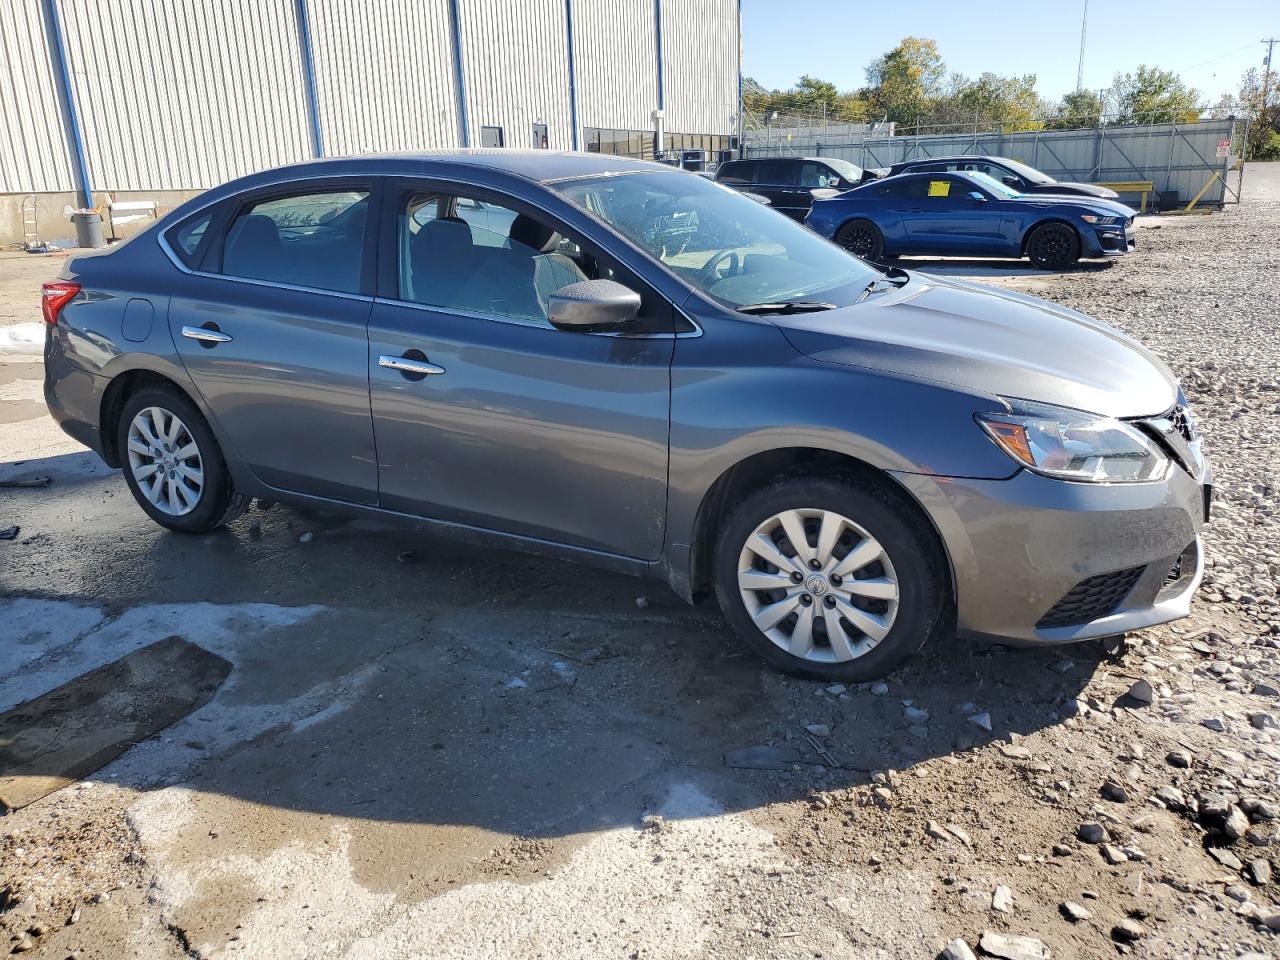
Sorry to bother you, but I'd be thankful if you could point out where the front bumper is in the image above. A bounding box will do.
[1084,222,1136,258]
[893,461,1208,645]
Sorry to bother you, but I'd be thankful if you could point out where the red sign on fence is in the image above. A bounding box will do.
[1217,138,1232,158]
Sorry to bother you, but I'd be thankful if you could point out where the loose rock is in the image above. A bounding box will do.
[1060,900,1092,922]
[1077,821,1108,844]
[1111,918,1146,942]
[941,938,978,960]
[977,931,1050,960]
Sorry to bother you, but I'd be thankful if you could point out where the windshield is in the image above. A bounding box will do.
[965,171,1023,199]
[1000,158,1054,185]
[551,170,880,310]
[823,158,863,183]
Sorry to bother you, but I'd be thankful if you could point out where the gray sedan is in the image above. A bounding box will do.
[42,151,1210,680]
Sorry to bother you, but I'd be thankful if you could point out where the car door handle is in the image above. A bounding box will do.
[181,325,232,344]
[378,354,446,376]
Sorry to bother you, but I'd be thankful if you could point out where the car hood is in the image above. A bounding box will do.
[1036,181,1119,199]
[774,273,1177,419]
[1012,193,1136,218]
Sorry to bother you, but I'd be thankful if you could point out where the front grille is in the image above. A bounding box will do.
[1037,566,1145,628]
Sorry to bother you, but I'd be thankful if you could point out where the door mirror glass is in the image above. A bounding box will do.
[547,279,641,331]
[967,191,987,202]
[1002,176,1020,187]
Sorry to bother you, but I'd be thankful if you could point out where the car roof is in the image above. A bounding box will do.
[230,149,670,188]
[896,155,1005,166]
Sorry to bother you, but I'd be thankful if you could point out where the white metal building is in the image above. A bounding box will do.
[0,0,740,240]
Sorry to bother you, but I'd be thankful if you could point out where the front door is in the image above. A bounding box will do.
[902,176,1007,254]
[168,183,379,503]
[366,183,673,559]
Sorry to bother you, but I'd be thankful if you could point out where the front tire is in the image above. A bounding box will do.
[118,385,247,532]
[834,219,884,261]
[1025,222,1081,270]
[713,473,945,681]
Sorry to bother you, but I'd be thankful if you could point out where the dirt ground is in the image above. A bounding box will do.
[1,166,1279,960]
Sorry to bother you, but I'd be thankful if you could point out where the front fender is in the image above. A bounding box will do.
[666,314,1017,553]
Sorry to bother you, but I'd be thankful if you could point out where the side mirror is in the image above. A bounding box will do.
[967,192,987,202]
[827,177,841,189]
[548,279,641,332]
[1002,176,1019,187]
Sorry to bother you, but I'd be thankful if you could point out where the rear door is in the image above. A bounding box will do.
[167,181,380,504]
[749,160,803,219]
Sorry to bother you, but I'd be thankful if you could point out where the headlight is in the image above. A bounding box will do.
[976,402,1168,483]
[1080,214,1118,225]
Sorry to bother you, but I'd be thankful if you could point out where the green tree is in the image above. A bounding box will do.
[1110,65,1202,124]
[1213,66,1280,159]
[934,73,1046,131]
[1047,89,1105,129]
[865,37,946,126]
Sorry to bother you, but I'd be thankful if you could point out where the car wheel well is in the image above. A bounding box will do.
[688,447,955,617]
[99,370,192,468]
[1021,217,1080,254]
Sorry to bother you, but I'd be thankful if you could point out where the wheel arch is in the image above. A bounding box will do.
[1020,216,1082,255]
[685,447,957,619]
[99,369,197,468]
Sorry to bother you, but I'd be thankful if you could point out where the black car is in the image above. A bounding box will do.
[883,156,1119,201]
[715,156,866,221]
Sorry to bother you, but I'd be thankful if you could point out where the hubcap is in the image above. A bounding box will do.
[126,406,204,516]
[841,229,873,256]
[737,508,899,663]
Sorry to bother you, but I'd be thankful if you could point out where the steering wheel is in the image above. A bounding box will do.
[698,248,741,285]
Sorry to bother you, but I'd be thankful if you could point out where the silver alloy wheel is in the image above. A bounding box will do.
[126,406,204,516]
[737,508,899,663]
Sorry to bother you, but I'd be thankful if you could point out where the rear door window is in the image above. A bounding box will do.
[750,161,796,187]
[220,189,371,294]
[716,161,750,185]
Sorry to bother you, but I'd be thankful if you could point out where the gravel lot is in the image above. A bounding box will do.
[1,166,1278,960]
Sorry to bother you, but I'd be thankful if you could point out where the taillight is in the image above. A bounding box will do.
[42,281,81,325]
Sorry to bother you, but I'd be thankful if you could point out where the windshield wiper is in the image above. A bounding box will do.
[736,300,837,315]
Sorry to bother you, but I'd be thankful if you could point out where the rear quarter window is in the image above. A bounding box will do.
[167,210,215,267]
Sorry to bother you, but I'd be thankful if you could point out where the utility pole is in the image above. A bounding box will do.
[1075,0,1088,92]
[1255,39,1277,160]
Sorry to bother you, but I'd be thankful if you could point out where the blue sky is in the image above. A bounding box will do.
[742,0,1277,104]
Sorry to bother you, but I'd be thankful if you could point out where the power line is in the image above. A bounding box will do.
[1176,41,1262,76]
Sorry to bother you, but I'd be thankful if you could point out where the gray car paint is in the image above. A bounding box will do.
[44,150,1207,648]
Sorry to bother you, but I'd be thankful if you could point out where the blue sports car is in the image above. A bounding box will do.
[805,170,1137,270]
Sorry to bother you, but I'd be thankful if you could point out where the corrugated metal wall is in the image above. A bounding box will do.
[574,0,658,133]
[659,0,737,135]
[309,0,459,155]
[458,0,573,149]
[0,1,76,192]
[3,0,740,196]
[746,119,1240,206]
[57,0,313,191]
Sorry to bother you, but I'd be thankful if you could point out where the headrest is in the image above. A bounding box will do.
[508,213,559,254]
[224,214,280,273]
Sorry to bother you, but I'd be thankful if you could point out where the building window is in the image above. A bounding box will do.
[480,125,504,148]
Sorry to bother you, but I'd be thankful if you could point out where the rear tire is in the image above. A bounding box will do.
[713,472,945,681]
[834,219,884,261]
[1025,222,1081,270]
[118,385,248,533]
